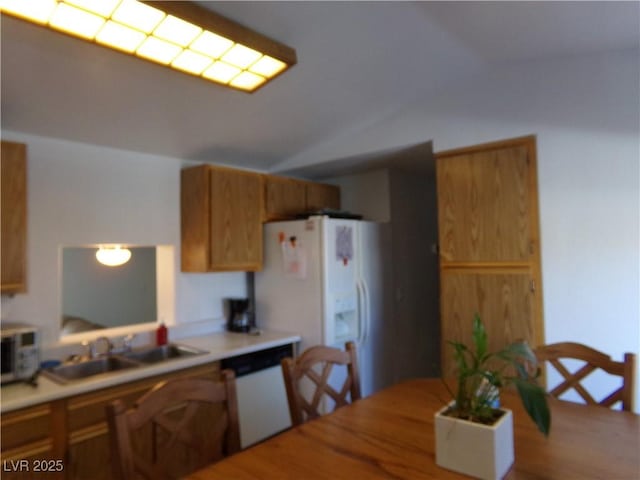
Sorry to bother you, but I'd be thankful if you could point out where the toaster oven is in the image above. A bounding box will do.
[1,323,39,384]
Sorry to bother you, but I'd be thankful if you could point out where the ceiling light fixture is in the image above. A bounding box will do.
[96,245,132,267]
[0,0,297,93]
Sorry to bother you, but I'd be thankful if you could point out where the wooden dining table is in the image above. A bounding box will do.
[187,378,640,479]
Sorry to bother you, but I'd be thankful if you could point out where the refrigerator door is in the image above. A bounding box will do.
[357,221,394,396]
[321,218,361,347]
[255,218,324,351]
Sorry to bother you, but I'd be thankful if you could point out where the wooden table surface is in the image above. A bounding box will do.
[187,378,640,479]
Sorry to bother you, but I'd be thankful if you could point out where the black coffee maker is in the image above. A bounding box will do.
[225,298,254,333]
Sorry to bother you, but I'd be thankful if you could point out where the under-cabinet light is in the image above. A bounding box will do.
[0,0,297,92]
[96,246,132,267]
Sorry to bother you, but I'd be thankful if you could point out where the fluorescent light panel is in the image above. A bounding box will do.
[111,0,165,34]
[66,0,120,17]
[96,20,145,53]
[0,0,296,92]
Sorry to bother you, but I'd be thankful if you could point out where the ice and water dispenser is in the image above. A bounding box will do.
[331,292,359,343]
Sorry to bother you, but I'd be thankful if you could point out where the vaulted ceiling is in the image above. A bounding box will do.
[1,1,638,174]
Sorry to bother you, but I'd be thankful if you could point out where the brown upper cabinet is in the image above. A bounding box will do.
[263,175,307,221]
[181,165,264,272]
[305,181,341,212]
[181,165,340,272]
[263,175,340,221]
[1,141,27,294]
[437,141,534,263]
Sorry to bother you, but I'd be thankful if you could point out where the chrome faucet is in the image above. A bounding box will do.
[70,337,112,362]
[111,334,136,354]
[123,334,135,352]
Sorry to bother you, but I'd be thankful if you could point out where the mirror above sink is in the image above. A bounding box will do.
[59,245,175,340]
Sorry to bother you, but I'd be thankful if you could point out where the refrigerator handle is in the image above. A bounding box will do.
[356,281,363,344]
[361,278,370,344]
[356,279,370,344]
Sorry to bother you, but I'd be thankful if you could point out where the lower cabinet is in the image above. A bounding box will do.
[0,401,65,479]
[1,362,220,480]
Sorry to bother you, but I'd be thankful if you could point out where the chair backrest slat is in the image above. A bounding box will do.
[281,341,361,426]
[106,368,240,480]
[535,342,636,412]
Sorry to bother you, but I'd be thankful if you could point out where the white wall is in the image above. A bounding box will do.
[0,132,247,348]
[327,169,391,222]
[277,50,640,409]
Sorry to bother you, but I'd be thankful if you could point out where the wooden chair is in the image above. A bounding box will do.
[106,369,241,480]
[281,341,361,426]
[534,342,636,412]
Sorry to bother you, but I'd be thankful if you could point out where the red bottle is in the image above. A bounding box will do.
[156,323,168,346]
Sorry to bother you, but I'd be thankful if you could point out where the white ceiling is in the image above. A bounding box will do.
[1,1,638,174]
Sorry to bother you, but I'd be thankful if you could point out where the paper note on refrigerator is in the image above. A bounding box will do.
[281,236,307,279]
[335,226,353,262]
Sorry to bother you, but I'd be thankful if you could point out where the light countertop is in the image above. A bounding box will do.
[0,330,300,414]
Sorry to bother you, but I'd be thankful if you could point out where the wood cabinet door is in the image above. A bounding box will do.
[67,433,110,480]
[209,167,263,271]
[440,269,537,375]
[181,165,263,272]
[181,165,210,272]
[437,143,532,263]
[65,362,220,479]
[305,182,340,211]
[0,403,63,480]
[436,136,544,373]
[264,176,306,220]
[1,141,27,294]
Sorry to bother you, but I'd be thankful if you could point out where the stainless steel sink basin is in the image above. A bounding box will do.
[120,344,208,364]
[42,356,141,384]
[42,343,209,385]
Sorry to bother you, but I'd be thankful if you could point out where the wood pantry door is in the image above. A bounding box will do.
[436,136,544,376]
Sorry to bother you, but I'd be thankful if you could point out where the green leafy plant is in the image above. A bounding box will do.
[443,314,551,436]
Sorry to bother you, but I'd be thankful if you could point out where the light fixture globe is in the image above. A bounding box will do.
[96,245,131,266]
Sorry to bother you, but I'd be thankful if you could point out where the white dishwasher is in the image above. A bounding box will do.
[221,344,293,449]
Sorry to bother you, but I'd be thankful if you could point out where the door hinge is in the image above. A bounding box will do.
[530,280,536,293]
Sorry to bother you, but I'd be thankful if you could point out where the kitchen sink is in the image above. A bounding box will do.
[41,343,209,385]
[120,344,208,364]
[42,356,141,384]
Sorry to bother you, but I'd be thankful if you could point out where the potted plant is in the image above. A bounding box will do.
[435,314,550,480]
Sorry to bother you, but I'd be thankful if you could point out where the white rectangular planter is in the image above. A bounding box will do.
[434,404,514,480]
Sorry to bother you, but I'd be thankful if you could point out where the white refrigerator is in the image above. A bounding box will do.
[255,215,393,397]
